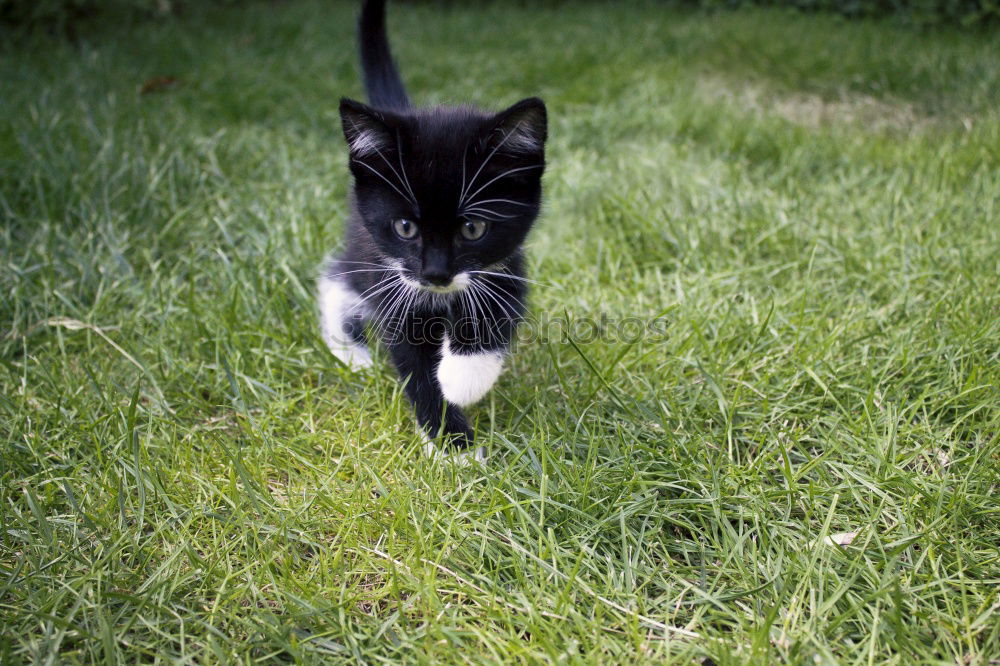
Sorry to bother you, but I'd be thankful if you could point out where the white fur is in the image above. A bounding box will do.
[436,337,504,407]
[318,276,372,370]
[347,128,385,157]
[505,126,542,153]
[394,264,471,295]
[421,272,471,294]
[421,434,487,466]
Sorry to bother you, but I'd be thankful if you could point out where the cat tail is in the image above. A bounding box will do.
[359,0,410,110]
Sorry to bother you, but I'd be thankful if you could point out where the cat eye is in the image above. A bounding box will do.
[393,218,418,240]
[459,219,488,241]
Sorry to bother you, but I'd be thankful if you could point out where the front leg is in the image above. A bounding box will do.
[436,337,505,408]
[437,275,525,408]
[386,336,475,451]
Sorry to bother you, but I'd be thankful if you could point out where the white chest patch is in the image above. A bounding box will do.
[318,276,372,370]
[436,337,504,407]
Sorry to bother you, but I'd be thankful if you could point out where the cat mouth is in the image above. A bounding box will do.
[390,262,472,295]
[418,273,471,294]
[422,284,461,294]
[397,271,472,294]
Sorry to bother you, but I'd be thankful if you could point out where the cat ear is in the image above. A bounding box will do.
[339,98,394,158]
[487,97,547,156]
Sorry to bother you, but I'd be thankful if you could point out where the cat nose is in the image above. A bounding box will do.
[422,270,452,286]
[422,247,452,286]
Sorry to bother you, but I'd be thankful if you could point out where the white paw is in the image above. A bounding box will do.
[422,439,487,466]
[436,338,504,407]
[318,275,371,370]
[328,343,373,370]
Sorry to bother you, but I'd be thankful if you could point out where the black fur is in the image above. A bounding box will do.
[359,0,409,110]
[322,0,547,451]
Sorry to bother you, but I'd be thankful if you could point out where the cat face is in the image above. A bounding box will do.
[340,98,546,292]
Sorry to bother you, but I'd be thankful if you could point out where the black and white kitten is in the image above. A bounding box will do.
[318,0,547,460]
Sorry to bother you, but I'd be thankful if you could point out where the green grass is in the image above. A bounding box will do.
[2,1,999,662]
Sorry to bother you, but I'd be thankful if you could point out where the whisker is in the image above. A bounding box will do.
[472,287,518,336]
[459,143,469,212]
[462,285,483,341]
[473,279,521,324]
[461,197,532,211]
[354,271,399,297]
[398,282,419,321]
[354,275,404,309]
[467,270,548,287]
[393,128,418,206]
[400,285,421,336]
[373,150,414,203]
[377,287,405,341]
[458,289,474,338]
[347,118,417,206]
[460,207,518,221]
[459,121,525,207]
[478,276,528,313]
[371,281,408,324]
[352,159,416,205]
[380,291,409,340]
[332,260,392,267]
[462,164,544,209]
[470,282,500,339]
[324,268,398,279]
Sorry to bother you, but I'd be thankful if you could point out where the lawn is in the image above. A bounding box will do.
[2,1,999,663]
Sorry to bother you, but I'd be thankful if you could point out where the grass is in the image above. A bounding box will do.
[2,1,999,662]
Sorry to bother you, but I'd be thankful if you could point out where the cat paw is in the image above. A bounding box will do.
[318,275,372,371]
[436,341,503,407]
[328,344,373,371]
[422,440,487,466]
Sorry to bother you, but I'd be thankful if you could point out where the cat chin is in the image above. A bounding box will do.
[419,272,471,294]
[395,268,472,295]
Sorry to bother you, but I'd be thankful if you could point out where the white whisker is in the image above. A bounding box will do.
[461,164,544,209]
[380,292,410,340]
[468,270,547,287]
[459,121,525,207]
[346,118,417,206]
[470,281,500,339]
[472,279,521,324]
[463,284,484,340]
[461,197,531,210]
[393,128,418,205]
[324,268,397,280]
[469,283,512,329]
[461,207,518,221]
[459,143,469,212]
[354,275,404,310]
[371,281,408,324]
[334,260,393,267]
[480,277,527,314]
[352,159,416,205]
[400,285,421,336]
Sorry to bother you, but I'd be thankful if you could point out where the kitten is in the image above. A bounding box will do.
[318,0,547,460]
